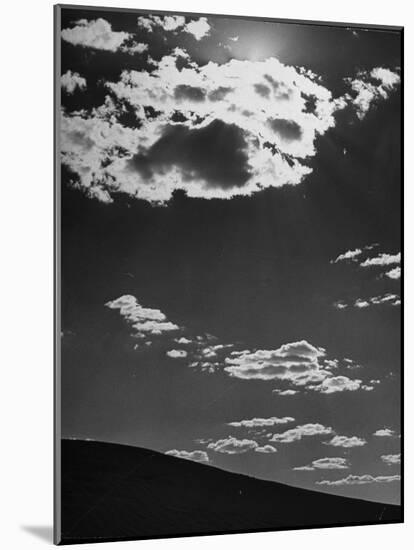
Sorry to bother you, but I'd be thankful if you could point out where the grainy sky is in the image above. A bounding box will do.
[59,7,402,505]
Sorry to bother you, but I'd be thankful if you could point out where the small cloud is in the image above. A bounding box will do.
[166,349,188,359]
[333,248,362,263]
[271,423,333,443]
[208,436,258,454]
[317,474,400,486]
[360,252,401,268]
[325,435,366,448]
[294,457,349,471]
[381,453,401,465]
[185,17,211,40]
[62,18,130,51]
[344,67,400,119]
[373,428,395,437]
[385,266,401,280]
[122,41,148,55]
[313,375,362,394]
[166,449,209,463]
[255,444,277,453]
[61,70,86,94]
[174,336,192,344]
[228,416,295,428]
[272,389,298,396]
[137,14,210,40]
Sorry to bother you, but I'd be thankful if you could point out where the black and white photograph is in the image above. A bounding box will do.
[55,4,402,545]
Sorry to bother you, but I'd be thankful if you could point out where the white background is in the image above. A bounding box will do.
[0,0,410,548]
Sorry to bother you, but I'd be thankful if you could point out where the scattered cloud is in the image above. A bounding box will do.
[166,449,209,463]
[105,295,179,338]
[271,423,333,443]
[228,416,295,428]
[61,70,86,94]
[317,474,400,486]
[325,435,366,448]
[381,453,401,465]
[335,293,400,310]
[166,349,188,358]
[208,436,258,454]
[62,18,130,51]
[294,457,349,471]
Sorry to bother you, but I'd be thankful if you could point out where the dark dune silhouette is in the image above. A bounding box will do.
[58,439,401,545]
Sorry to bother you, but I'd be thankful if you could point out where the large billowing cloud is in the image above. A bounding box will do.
[61,50,349,203]
[105,294,179,338]
[166,449,209,463]
[317,474,400,486]
[62,18,130,51]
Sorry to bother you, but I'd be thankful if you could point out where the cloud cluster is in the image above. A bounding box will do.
[270,423,333,443]
[325,435,366,448]
[228,416,295,428]
[223,340,367,394]
[294,457,349,471]
[381,453,401,465]
[62,18,130,51]
[317,474,400,486]
[105,294,179,338]
[61,70,87,94]
[137,15,211,40]
[166,449,209,463]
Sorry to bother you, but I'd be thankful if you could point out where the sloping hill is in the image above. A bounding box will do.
[58,439,401,544]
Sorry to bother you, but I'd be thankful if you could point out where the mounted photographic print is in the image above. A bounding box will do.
[54,4,403,545]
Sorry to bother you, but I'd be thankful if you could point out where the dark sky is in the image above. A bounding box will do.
[59,7,402,505]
